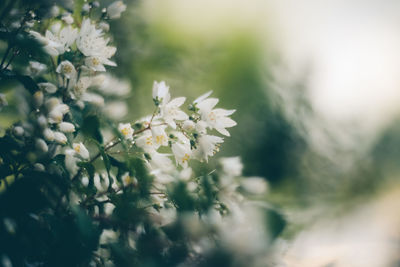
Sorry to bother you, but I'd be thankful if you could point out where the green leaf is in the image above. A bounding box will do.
[80,115,103,144]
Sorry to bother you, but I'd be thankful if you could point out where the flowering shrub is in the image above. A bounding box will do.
[0,1,280,266]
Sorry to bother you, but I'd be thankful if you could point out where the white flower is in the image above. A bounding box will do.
[195,134,224,162]
[56,60,76,79]
[29,30,62,56]
[148,152,174,173]
[219,157,243,177]
[35,138,48,153]
[38,82,57,93]
[171,133,191,168]
[48,103,69,124]
[76,19,116,70]
[103,101,128,119]
[240,177,268,194]
[107,1,127,19]
[118,123,134,140]
[151,125,168,147]
[58,122,75,133]
[96,74,131,96]
[65,149,78,177]
[54,131,67,144]
[182,120,195,131]
[160,97,188,129]
[43,128,55,141]
[71,77,91,97]
[135,131,156,153]
[27,61,47,76]
[121,172,137,187]
[195,92,237,136]
[73,142,89,159]
[152,81,170,105]
[45,25,77,54]
[81,92,104,106]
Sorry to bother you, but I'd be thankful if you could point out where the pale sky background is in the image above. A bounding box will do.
[142,0,400,153]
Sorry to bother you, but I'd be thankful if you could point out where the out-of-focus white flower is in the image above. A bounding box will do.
[73,142,89,159]
[99,22,110,32]
[81,92,104,106]
[171,133,191,168]
[35,138,48,153]
[0,93,8,111]
[58,122,75,133]
[195,91,237,136]
[13,126,24,137]
[45,97,60,110]
[219,157,243,177]
[34,163,45,171]
[65,149,78,177]
[76,19,116,70]
[152,81,170,105]
[27,61,47,76]
[56,60,76,79]
[38,82,57,93]
[107,1,127,19]
[103,101,128,119]
[61,13,73,24]
[33,91,44,108]
[54,131,67,144]
[149,152,174,172]
[240,177,268,194]
[118,123,134,140]
[37,115,47,128]
[121,172,137,187]
[43,128,55,141]
[48,103,69,124]
[96,74,130,96]
[179,167,192,181]
[72,77,91,97]
[182,120,195,131]
[195,134,224,162]
[160,97,188,129]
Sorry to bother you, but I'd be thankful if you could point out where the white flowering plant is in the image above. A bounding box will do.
[0,0,283,266]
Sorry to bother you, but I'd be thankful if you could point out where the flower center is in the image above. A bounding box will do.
[182,153,190,163]
[74,145,81,153]
[121,127,130,136]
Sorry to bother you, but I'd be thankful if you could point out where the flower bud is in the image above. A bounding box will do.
[43,128,55,141]
[0,93,8,111]
[58,122,75,133]
[34,163,45,171]
[33,91,44,108]
[12,126,24,137]
[39,82,57,93]
[35,138,48,153]
[54,131,67,144]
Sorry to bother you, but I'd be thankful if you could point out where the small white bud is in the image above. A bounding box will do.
[34,163,45,171]
[58,122,75,133]
[33,91,44,108]
[35,138,48,153]
[43,128,55,141]
[73,142,90,159]
[38,82,57,93]
[13,126,24,137]
[54,131,67,144]
[37,115,47,128]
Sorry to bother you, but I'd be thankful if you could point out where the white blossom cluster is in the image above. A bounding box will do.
[15,1,129,176]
